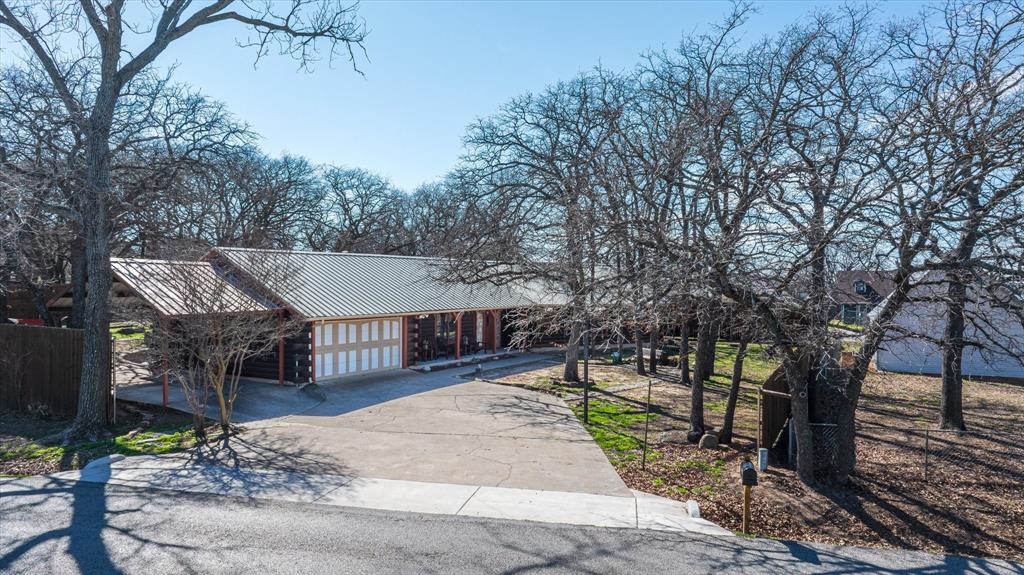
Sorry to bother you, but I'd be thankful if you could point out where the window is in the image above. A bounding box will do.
[854,280,868,295]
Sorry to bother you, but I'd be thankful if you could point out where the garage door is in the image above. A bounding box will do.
[314,317,403,380]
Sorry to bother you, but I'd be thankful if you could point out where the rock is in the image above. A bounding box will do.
[660,430,690,445]
[698,433,719,449]
[686,430,704,443]
[686,500,701,519]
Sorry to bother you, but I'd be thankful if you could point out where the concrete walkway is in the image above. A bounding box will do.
[117,354,631,496]
[30,454,731,536]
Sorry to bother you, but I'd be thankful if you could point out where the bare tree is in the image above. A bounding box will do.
[719,307,761,445]
[143,251,303,438]
[890,0,1024,430]
[304,167,407,253]
[0,0,367,440]
[445,74,623,382]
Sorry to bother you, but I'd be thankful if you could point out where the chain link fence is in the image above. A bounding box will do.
[806,423,1024,486]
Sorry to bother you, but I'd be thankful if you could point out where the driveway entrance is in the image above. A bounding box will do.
[119,355,630,497]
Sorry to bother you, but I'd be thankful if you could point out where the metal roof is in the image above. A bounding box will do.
[210,247,550,320]
[111,258,277,317]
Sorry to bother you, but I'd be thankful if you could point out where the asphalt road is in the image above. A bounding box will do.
[1,477,1020,575]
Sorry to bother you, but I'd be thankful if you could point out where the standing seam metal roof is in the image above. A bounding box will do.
[110,258,277,317]
[210,247,544,320]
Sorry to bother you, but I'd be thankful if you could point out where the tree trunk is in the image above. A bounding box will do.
[563,320,581,382]
[0,282,7,323]
[648,323,658,374]
[688,370,705,442]
[679,319,691,386]
[634,324,646,376]
[692,316,718,386]
[785,357,815,482]
[64,100,117,441]
[2,244,56,326]
[940,275,968,431]
[69,230,87,329]
[719,337,749,445]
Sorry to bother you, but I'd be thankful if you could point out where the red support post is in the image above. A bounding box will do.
[401,316,410,368]
[310,321,317,384]
[277,313,285,385]
[160,318,169,407]
[162,353,169,407]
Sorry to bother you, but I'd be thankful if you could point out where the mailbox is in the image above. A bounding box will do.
[740,459,758,487]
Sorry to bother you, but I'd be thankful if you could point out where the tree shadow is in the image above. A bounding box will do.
[0,464,203,574]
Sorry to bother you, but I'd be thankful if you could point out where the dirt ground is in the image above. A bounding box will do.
[0,404,197,476]
[490,349,1024,562]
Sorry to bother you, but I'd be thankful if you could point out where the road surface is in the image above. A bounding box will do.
[1,477,1019,574]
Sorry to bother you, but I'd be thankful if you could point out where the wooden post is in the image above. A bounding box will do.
[454,311,464,359]
[742,485,752,534]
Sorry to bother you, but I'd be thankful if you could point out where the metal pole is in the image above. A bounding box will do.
[583,329,590,424]
[756,391,762,451]
[111,336,116,425]
[642,377,653,470]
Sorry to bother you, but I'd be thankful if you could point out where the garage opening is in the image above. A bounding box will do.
[314,317,402,380]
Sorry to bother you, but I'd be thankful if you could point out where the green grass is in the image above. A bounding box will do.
[110,322,149,340]
[830,320,864,333]
[0,416,197,475]
[572,400,657,463]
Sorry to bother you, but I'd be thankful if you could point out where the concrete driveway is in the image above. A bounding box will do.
[119,355,630,497]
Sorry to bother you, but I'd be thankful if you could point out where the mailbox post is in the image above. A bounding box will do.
[740,458,758,534]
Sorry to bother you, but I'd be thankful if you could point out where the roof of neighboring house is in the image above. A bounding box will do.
[834,270,896,305]
[209,247,551,321]
[110,258,277,317]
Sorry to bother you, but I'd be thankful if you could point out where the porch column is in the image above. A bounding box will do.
[310,321,317,384]
[160,317,169,407]
[401,316,410,368]
[162,354,169,407]
[492,310,499,354]
[455,311,464,359]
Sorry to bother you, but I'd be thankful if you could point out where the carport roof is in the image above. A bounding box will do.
[111,258,277,317]
[209,247,554,320]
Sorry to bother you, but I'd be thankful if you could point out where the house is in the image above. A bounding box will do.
[871,273,1024,379]
[54,248,552,402]
[832,270,895,325]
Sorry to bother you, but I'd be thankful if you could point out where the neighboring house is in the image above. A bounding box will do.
[871,273,1024,379]
[832,270,895,325]
[50,248,551,398]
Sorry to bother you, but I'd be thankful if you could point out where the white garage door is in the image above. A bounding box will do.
[314,317,402,380]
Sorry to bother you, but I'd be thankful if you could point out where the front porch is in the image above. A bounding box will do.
[408,349,522,373]
[406,309,505,367]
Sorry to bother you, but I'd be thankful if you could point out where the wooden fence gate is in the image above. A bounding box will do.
[0,324,112,421]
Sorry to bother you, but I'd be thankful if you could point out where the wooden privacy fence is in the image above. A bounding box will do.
[0,324,111,421]
[758,362,793,464]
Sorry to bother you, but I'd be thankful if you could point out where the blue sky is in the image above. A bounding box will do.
[7,1,929,191]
